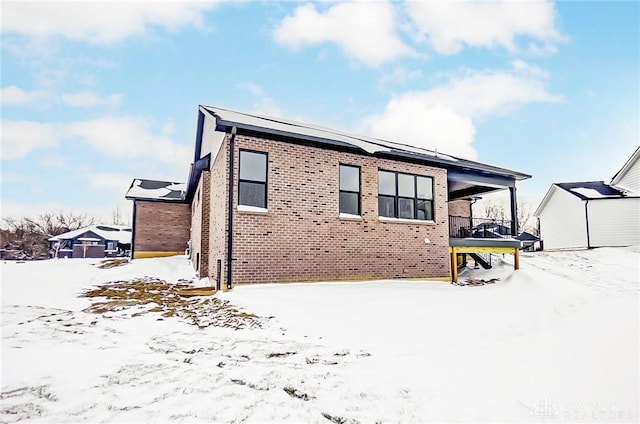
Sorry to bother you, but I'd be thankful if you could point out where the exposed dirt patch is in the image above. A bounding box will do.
[453,278,500,287]
[95,258,130,269]
[80,277,268,329]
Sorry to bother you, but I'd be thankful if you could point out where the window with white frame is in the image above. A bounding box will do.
[238,149,267,208]
[378,170,434,221]
[339,164,360,215]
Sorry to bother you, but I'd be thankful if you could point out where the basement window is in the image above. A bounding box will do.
[238,149,267,209]
[378,170,434,221]
[339,164,360,216]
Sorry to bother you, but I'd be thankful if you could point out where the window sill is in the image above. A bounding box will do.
[237,205,268,214]
[378,216,435,225]
[339,213,362,221]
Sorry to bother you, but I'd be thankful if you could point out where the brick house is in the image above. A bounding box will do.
[128,106,529,287]
[125,179,191,258]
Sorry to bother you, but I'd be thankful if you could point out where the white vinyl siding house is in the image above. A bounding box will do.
[588,198,640,247]
[537,186,587,249]
[535,146,640,250]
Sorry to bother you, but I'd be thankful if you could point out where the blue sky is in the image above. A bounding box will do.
[1,1,638,223]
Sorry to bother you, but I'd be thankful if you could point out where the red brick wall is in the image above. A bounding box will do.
[134,201,191,253]
[206,144,230,284]
[217,133,451,284]
[190,171,211,274]
[448,199,471,217]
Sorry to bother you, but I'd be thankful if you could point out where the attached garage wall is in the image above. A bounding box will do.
[587,197,640,247]
[539,187,587,250]
[133,200,191,258]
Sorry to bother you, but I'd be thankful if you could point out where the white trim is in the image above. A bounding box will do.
[378,216,435,225]
[610,146,640,186]
[237,205,268,214]
[339,213,362,220]
[534,184,558,217]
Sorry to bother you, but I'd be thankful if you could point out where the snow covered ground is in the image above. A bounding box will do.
[1,248,638,423]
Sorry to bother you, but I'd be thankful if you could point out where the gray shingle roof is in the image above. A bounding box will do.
[555,181,624,200]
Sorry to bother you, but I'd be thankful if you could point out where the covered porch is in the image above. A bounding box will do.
[447,166,528,282]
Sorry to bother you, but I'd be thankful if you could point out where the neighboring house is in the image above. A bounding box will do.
[127,105,530,286]
[125,179,191,259]
[516,231,540,252]
[535,146,640,250]
[49,225,132,258]
[472,222,512,238]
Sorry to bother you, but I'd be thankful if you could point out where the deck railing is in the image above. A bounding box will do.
[449,216,513,239]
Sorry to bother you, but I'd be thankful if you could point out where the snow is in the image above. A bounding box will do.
[125,179,186,201]
[2,248,639,422]
[237,205,269,213]
[49,224,132,244]
[570,187,619,199]
[338,213,361,220]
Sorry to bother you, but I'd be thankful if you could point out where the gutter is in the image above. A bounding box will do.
[226,127,237,290]
[130,201,137,259]
[584,200,591,249]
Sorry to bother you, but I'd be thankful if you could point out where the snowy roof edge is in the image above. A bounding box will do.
[534,180,636,216]
[125,178,187,202]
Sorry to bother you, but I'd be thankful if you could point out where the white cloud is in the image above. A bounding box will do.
[238,82,265,97]
[406,1,564,55]
[1,116,192,166]
[365,102,477,159]
[61,92,124,108]
[0,199,132,224]
[402,68,563,121]
[238,83,284,118]
[87,171,136,196]
[2,2,217,44]
[363,65,562,159]
[39,154,70,169]
[0,86,50,106]
[0,201,68,221]
[0,172,26,184]
[274,1,416,67]
[378,66,423,88]
[510,59,549,78]
[63,117,192,165]
[2,85,124,109]
[1,120,58,160]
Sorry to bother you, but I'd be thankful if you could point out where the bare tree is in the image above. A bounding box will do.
[1,211,97,259]
[110,207,127,225]
[476,200,536,235]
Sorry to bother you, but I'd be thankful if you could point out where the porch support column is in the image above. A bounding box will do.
[509,186,518,236]
[450,247,458,283]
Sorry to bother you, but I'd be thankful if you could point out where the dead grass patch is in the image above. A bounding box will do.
[453,278,500,287]
[80,277,267,329]
[95,258,129,269]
